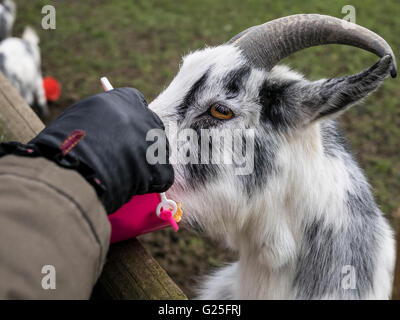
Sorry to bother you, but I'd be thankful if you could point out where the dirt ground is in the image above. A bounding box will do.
[139,228,237,298]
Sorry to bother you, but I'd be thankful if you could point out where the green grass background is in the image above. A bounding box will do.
[13,0,400,214]
[7,0,400,296]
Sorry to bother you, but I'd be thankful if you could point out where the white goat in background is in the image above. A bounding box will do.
[0,26,48,119]
[149,14,396,299]
[0,0,16,41]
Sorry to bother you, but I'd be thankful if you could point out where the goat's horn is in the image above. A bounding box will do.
[228,14,397,78]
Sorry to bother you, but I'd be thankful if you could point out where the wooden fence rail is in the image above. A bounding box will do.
[0,72,187,300]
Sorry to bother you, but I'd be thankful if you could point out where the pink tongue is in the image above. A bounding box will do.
[159,209,179,232]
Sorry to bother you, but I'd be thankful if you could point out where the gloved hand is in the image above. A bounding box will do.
[0,88,174,214]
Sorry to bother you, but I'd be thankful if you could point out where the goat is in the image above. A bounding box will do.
[148,14,396,299]
[0,26,48,119]
[0,0,16,41]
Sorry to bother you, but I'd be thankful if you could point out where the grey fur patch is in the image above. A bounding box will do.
[0,17,7,40]
[259,80,299,131]
[183,162,219,190]
[239,128,278,197]
[176,67,211,121]
[186,217,206,234]
[223,66,250,98]
[213,287,234,300]
[320,120,352,158]
[293,187,381,299]
[0,52,5,72]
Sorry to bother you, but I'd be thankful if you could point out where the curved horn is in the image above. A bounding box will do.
[228,14,397,78]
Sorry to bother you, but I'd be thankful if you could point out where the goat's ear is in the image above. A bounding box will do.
[300,55,393,122]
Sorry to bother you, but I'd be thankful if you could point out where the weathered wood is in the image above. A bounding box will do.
[0,72,187,300]
[92,239,187,299]
[392,207,400,299]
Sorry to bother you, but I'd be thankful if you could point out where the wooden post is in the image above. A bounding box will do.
[0,72,187,300]
[392,207,400,299]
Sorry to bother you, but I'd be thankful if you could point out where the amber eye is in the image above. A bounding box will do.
[210,104,234,120]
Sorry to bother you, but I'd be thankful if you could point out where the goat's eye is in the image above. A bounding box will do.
[210,104,233,120]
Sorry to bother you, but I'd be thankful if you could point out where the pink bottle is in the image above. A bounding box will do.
[108,193,181,243]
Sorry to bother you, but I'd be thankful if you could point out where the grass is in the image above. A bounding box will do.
[9,0,400,296]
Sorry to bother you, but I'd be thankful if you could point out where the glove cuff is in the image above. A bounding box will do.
[0,141,107,197]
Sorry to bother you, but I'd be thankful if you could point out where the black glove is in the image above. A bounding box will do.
[0,88,174,214]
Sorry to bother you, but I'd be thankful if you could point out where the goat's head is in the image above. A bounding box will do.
[149,14,396,247]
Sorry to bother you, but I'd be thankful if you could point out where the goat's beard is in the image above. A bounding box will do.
[166,163,246,247]
[164,165,207,234]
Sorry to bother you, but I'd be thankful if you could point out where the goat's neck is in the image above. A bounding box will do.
[236,123,353,299]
